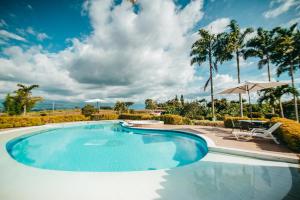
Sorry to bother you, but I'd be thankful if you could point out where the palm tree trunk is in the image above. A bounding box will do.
[236,51,243,117]
[209,53,215,121]
[279,99,284,118]
[267,58,271,82]
[290,65,299,122]
[23,104,26,116]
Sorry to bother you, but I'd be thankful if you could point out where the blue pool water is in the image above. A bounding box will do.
[6,122,208,172]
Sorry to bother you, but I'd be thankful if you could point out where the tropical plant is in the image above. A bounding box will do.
[258,85,299,118]
[145,99,157,110]
[114,101,128,114]
[81,104,97,117]
[272,23,300,122]
[245,27,275,81]
[225,20,254,117]
[190,29,230,121]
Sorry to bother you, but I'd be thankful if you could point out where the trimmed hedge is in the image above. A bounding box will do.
[193,120,224,127]
[118,113,152,120]
[0,115,88,129]
[159,114,184,125]
[271,117,300,152]
[91,113,119,120]
[223,116,266,128]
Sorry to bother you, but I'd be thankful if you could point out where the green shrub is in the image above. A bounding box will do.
[160,114,183,125]
[91,113,119,120]
[223,116,266,128]
[118,114,152,120]
[247,112,263,118]
[0,114,88,129]
[81,104,97,117]
[271,117,300,152]
[193,120,224,127]
[264,113,279,119]
[182,117,192,125]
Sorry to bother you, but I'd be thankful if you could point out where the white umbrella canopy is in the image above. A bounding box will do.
[219,81,288,119]
[219,81,288,94]
[85,99,105,103]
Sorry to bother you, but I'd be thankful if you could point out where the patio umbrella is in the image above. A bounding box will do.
[85,99,105,110]
[219,81,288,119]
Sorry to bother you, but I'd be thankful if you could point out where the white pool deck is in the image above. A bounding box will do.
[0,121,299,200]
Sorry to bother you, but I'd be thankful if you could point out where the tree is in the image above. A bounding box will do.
[226,20,254,117]
[272,23,300,122]
[145,99,157,110]
[190,29,230,121]
[81,104,96,117]
[114,101,128,114]
[180,94,184,106]
[125,102,134,108]
[258,85,299,118]
[245,27,275,81]
[14,84,43,115]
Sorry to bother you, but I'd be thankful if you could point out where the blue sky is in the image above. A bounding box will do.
[0,0,299,103]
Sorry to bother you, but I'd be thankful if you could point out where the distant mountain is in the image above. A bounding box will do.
[0,100,145,111]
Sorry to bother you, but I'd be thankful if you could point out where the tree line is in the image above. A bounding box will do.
[190,20,300,122]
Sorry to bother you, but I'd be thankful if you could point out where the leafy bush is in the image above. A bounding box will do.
[193,120,224,127]
[223,116,266,128]
[159,114,183,125]
[271,117,300,152]
[0,115,88,129]
[91,113,119,120]
[264,113,279,119]
[118,113,152,120]
[81,104,97,117]
[247,112,263,118]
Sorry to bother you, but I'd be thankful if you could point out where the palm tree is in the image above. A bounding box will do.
[226,20,254,117]
[190,30,218,121]
[272,24,300,122]
[258,85,299,118]
[245,27,275,82]
[15,84,42,115]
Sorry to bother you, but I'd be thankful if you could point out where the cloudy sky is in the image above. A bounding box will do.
[0,0,300,103]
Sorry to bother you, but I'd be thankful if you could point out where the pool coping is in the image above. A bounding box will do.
[1,120,298,165]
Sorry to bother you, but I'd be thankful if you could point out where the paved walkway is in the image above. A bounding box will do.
[134,124,300,161]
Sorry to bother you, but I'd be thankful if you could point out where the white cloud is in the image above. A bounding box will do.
[37,33,49,41]
[264,0,300,18]
[0,0,204,102]
[0,19,7,27]
[26,26,50,41]
[0,30,27,42]
[204,18,230,34]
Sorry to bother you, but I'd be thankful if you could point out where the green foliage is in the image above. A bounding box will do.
[193,120,224,127]
[0,115,88,129]
[91,113,119,120]
[3,84,43,115]
[271,117,300,152]
[159,114,184,125]
[81,104,97,117]
[264,113,279,119]
[145,99,157,110]
[114,101,130,114]
[118,113,152,120]
[247,112,263,118]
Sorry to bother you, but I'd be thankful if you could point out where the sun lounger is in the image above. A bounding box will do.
[232,122,282,144]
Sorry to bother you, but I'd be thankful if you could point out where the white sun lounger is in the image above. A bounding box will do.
[232,122,282,144]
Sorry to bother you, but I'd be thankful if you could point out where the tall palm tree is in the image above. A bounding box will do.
[272,24,300,122]
[226,20,254,117]
[245,27,275,82]
[15,84,42,115]
[258,85,298,118]
[190,30,229,121]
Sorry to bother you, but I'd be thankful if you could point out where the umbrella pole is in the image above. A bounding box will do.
[247,88,253,121]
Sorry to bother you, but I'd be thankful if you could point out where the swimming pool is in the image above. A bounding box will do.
[6,122,208,172]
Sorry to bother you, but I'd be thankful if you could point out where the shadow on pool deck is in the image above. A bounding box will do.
[154,157,300,200]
